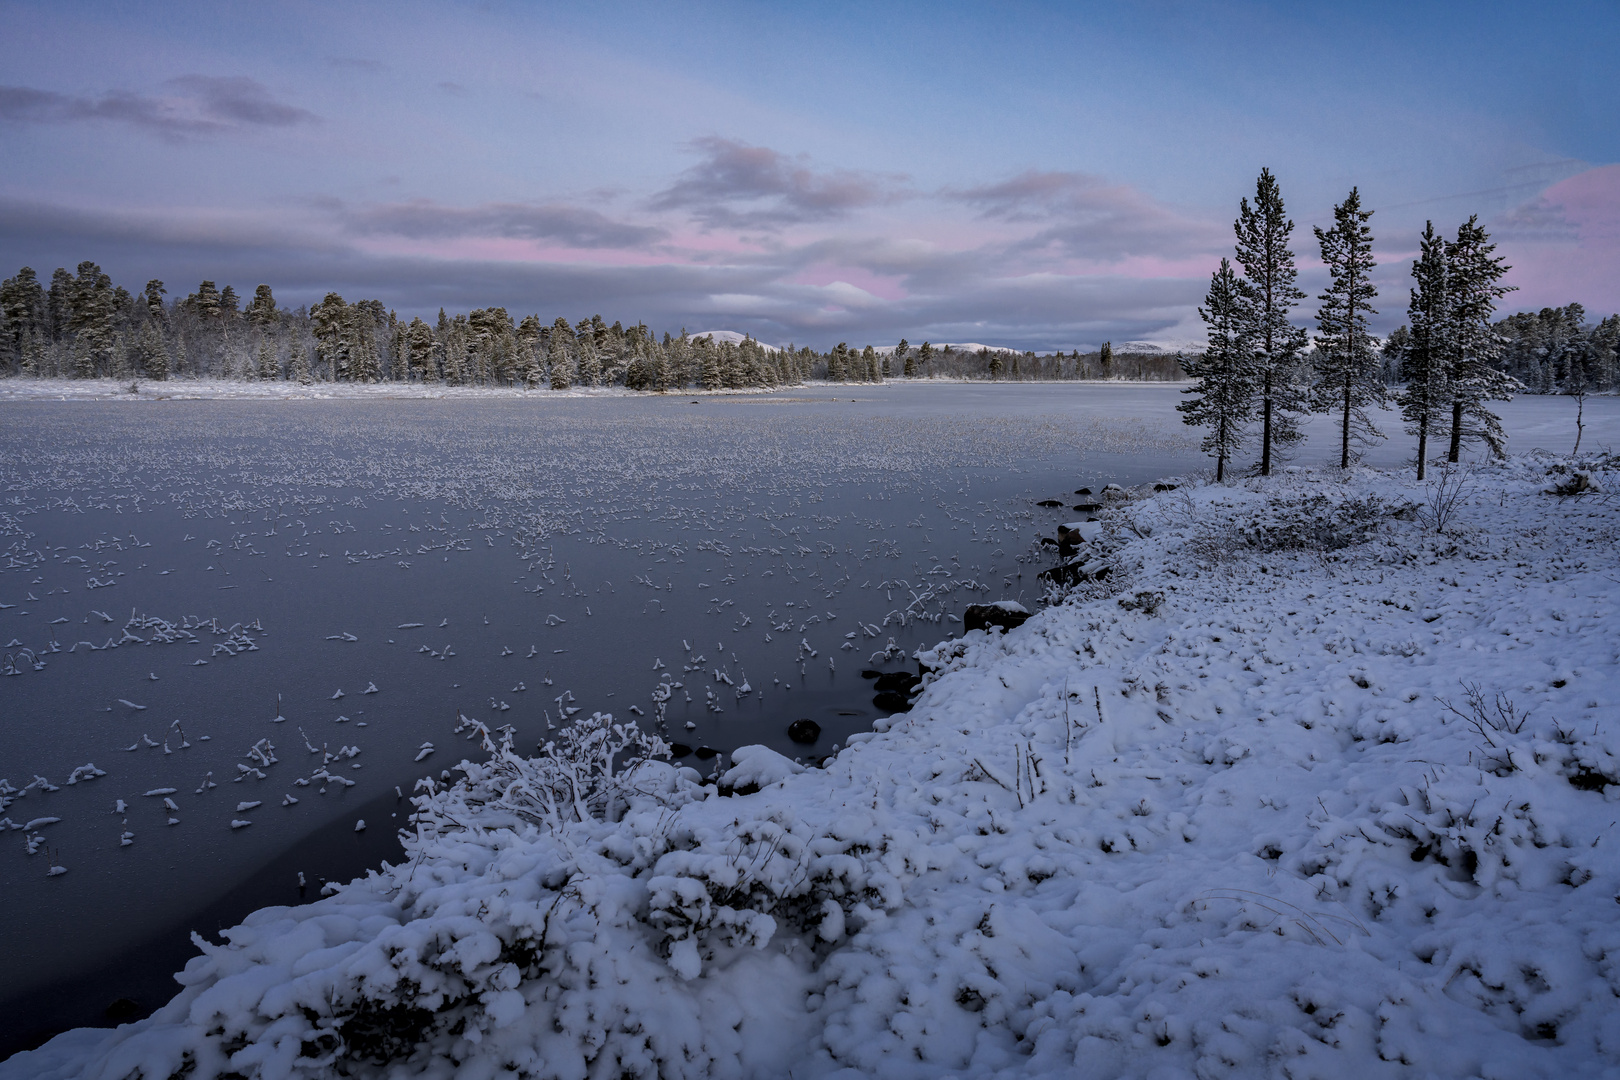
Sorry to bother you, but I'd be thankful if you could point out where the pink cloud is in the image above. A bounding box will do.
[1496,164,1620,314]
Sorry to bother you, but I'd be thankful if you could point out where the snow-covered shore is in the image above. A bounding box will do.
[7,454,1619,1079]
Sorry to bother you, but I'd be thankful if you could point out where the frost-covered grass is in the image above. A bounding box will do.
[7,453,1619,1079]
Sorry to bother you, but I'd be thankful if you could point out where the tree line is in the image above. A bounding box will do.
[0,263,1188,389]
[1181,169,1618,480]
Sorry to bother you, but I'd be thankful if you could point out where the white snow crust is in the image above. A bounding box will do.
[8,454,1620,1079]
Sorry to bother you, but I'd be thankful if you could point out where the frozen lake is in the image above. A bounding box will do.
[0,381,1611,1053]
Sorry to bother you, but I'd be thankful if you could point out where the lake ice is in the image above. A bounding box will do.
[0,383,1220,1041]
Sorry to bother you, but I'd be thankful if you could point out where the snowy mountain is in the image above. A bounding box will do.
[687,330,780,352]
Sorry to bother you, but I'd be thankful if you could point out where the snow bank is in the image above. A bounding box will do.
[9,454,1620,1078]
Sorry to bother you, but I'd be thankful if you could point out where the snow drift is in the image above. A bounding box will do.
[8,453,1620,1078]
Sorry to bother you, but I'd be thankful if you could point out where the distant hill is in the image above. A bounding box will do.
[687,330,780,353]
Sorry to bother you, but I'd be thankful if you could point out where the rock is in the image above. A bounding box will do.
[873,670,920,693]
[787,718,821,744]
[1072,502,1102,513]
[1075,487,1092,495]
[860,669,882,679]
[1039,559,1111,587]
[719,744,804,796]
[1036,499,1064,508]
[693,746,719,760]
[667,742,693,758]
[873,691,914,714]
[1154,482,1179,492]
[963,601,1031,634]
[105,998,142,1024]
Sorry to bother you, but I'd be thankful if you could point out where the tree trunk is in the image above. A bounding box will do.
[1261,375,1273,476]
[1416,414,1428,481]
[1341,378,1351,469]
[1449,400,1463,462]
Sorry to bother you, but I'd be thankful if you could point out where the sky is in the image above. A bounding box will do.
[1,0,1616,352]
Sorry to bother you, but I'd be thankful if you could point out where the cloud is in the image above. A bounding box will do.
[0,76,315,138]
[326,57,385,71]
[437,81,467,95]
[650,137,906,229]
[343,199,668,249]
[948,170,1225,262]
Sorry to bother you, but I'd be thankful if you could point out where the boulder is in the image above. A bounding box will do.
[1075,487,1092,495]
[719,744,805,795]
[873,691,914,713]
[963,601,1031,634]
[860,668,882,679]
[1036,499,1064,508]
[1039,559,1111,587]
[872,670,921,694]
[1153,482,1179,492]
[667,742,694,758]
[1072,502,1102,513]
[693,746,719,760]
[787,718,822,744]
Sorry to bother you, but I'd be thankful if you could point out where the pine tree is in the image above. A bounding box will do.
[310,293,347,379]
[247,284,276,329]
[68,261,115,378]
[1233,168,1310,474]
[136,318,168,380]
[548,317,573,389]
[1098,341,1112,375]
[292,340,313,385]
[193,280,222,320]
[1,267,45,372]
[143,280,166,323]
[256,334,278,380]
[1396,222,1450,479]
[917,341,934,374]
[1444,216,1518,461]
[516,314,542,387]
[406,317,436,383]
[1312,188,1385,469]
[698,338,721,390]
[863,345,880,382]
[895,339,912,377]
[1179,259,1254,481]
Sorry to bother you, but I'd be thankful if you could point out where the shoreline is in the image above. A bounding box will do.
[9,452,1617,1077]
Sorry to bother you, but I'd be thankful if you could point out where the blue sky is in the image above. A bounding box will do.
[2,0,1615,350]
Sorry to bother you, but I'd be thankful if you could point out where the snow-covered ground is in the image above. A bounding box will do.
[7,450,1617,1079]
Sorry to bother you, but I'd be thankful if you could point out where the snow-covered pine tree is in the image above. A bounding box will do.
[863,344,880,382]
[256,334,278,381]
[1233,168,1310,475]
[1,267,45,373]
[1396,221,1450,479]
[136,319,167,380]
[292,340,313,385]
[896,338,912,377]
[310,293,347,379]
[698,337,721,390]
[548,317,572,389]
[247,285,276,329]
[1178,258,1253,482]
[411,314,443,382]
[1444,216,1518,461]
[68,261,115,378]
[917,340,934,374]
[1312,187,1385,469]
[1098,341,1112,375]
[517,314,542,388]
